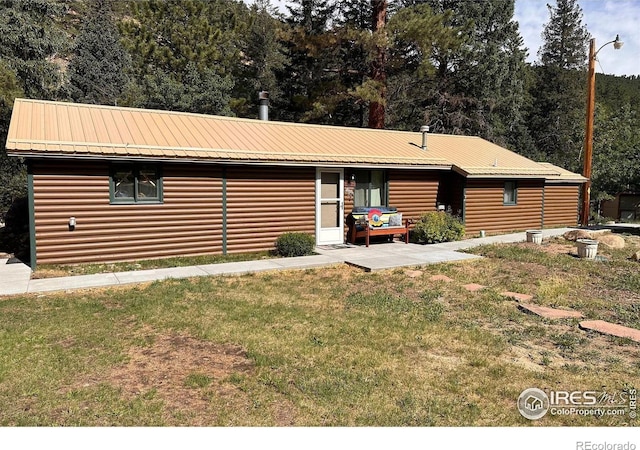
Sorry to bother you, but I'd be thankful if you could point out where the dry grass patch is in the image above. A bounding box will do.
[1,241,639,426]
[67,332,257,426]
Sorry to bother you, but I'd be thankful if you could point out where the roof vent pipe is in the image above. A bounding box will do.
[259,91,269,121]
[420,125,429,150]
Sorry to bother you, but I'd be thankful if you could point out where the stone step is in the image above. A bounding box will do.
[430,275,454,283]
[518,303,584,319]
[500,291,533,302]
[463,283,486,292]
[579,320,640,343]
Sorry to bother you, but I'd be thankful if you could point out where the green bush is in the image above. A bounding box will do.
[412,211,465,244]
[275,232,316,257]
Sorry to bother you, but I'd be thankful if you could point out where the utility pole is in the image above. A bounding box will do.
[580,35,623,226]
[580,38,596,227]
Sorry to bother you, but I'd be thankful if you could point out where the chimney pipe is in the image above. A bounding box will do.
[420,125,429,150]
[259,91,269,121]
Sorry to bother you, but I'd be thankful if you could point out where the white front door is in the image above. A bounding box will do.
[316,168,344,245]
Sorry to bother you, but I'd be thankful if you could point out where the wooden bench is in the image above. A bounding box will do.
[348,216,412,247]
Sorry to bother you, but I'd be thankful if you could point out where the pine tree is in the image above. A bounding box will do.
[0,0,67,99]
[385,2,468,131]
[368,0,387,128]
[528,0,590,171]
[388,0,530,145]
[591,103,640,198]
[0,0,68,217]
[452,0,531,148]
[234,0,289,118]
[0,61,25,213]
[278,0,339,123]
[119,0,244,115]
[67,0,131,105]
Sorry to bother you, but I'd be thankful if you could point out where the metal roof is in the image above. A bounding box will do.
[537,162,588,183]
[6,99,581,179]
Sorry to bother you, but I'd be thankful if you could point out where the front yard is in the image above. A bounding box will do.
[0,236,638,426]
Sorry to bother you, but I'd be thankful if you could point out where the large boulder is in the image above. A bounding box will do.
[563,230,592,241]
[631,251,640,261]
[598,234,625,249]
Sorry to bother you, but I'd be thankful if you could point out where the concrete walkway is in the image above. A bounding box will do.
[0,228,575,296]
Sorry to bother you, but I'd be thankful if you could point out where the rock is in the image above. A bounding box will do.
[563,230,592,241]
[405,270,423,278]
[631,251,640,261]
[598,234,625,249]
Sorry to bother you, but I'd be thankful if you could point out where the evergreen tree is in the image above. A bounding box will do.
[528,0,590,171]
[299,0,376,127]
[388,0,530,145]
[368,0,387,128]
[0,61,25,214]
[385,2,468,131]
[0,0,67,99]
[452,0,530,149]
[234,0,289,118]
[119,0,245,115]
[278,0,340,123]
[0,0,68,217]
[591,103,640,198]
[67,0,132,105]
[135,63,234,116]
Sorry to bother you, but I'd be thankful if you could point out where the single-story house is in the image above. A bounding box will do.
[6,99,586,267]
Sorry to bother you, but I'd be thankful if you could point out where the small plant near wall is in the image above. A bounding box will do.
[412,211,465,244]
[275,232,316,257]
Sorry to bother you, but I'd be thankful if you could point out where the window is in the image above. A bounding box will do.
[354,170,387,207]
[110,164,162,203]
[504,181,517,205]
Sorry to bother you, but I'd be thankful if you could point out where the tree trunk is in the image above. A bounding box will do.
[368,0,386,129]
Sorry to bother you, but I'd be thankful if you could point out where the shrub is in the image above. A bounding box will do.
[275,232,316,257]
[412,211,465,244]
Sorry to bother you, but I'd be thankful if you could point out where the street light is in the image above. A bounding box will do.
[581,34,623,226]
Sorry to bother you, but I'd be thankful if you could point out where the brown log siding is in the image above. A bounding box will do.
[388,169,440,221]
[543,184,580,227]
[32,161,224,265]
[463,180,544,234]
[225,166,315,253]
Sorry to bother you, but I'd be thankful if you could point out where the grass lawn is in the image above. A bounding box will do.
[0,235,639,426]
[31,251,274,279]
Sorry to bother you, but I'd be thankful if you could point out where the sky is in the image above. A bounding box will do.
[251,0,640,77]
[514,0,640,77]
